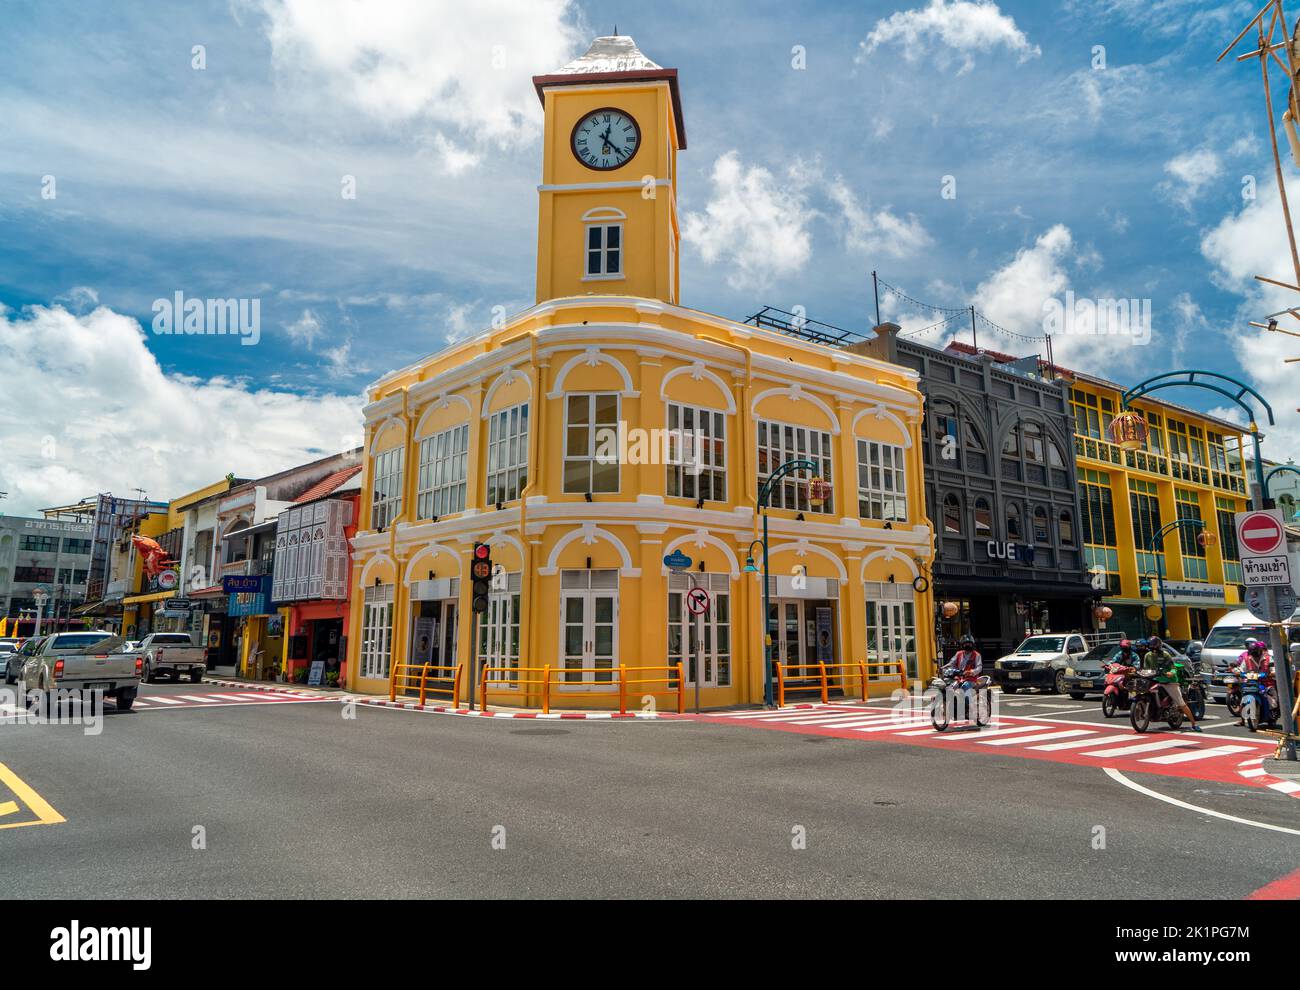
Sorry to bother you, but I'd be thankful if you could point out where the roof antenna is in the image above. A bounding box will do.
[614,25,618,35]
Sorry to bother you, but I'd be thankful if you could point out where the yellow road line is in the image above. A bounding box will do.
[0,762,65,829]
[0,801,17,816]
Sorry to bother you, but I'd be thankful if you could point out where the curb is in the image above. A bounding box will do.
[1235,755,1300,799]
[200,677,669,719]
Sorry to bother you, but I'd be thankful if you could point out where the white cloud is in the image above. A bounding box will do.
[682,151,817,291]
[1160,148,1224,209]
[256,0,585,148]
[827,178,932,259]
[284,308,324,348]
[858,0,1041,73]
[975,224,1075,331]
[0,303,363,517]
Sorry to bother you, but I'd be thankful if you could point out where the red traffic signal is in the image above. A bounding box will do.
[473,543,490,560]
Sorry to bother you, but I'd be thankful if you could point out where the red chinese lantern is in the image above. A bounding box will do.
[941,601,960,619]
[808,476,832,508]
[1093,605,1113,622]
[1107,411,1149,451]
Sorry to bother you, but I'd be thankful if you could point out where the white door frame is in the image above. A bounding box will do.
[558,575,619,690]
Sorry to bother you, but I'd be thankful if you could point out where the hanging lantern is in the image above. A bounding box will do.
[1198,531,1218,548]
[1094,605,1113,622]
[808,476,831,508]
[941,601,960,619]
[1107,410,1149,451]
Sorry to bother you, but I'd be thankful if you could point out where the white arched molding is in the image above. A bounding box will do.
[662,530,740,578]
[659,360,737,414]
[851,403,913,449]
[359,552,397,587]
[860,547,921,581]
[750,383,840,435]
[547,347,638,399]
[484,531,526,562]
[414,393,473,439]
[540,523,640,577]
[369,415,407,454]
[402,544,461,584]
[581,206,627,222]
[767,540,849,585]
[480,365,533,419]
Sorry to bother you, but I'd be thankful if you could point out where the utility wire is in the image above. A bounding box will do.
[877,275,1050,344]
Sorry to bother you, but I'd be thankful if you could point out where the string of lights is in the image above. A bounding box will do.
[876,275,1050,344]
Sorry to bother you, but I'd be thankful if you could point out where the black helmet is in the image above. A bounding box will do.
[960,634,975,647]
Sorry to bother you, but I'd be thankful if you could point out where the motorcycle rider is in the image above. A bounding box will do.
[942,635,983,700]
[1112,639,1139,670]
[1234,638,1276,727]
[1144,635,1202,733]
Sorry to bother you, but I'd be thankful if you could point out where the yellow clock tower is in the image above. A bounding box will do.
[531,35,685,305]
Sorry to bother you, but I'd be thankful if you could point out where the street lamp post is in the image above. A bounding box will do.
[1119,370,1295,759]
[1141,518,1206,639]
[743,458,820,708]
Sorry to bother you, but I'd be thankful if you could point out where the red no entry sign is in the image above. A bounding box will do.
[687,587,710,615]
[1236,509,1285,557]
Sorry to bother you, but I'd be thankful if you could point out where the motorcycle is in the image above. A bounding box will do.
[1224,668,1243,718]
[1129,669,1200,733]
[930,668,993,731]
[1101,661,1135,718]
[1240,671,1279,733]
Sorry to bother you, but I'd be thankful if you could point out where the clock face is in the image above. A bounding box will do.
[571,108,641,171]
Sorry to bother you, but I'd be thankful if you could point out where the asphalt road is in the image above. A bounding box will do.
[1,680,1297,899]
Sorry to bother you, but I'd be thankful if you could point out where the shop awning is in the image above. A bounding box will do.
[122,590,179,606]
[73,599,108,616]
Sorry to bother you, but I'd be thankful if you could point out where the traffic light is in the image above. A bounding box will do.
[471,542,492,614]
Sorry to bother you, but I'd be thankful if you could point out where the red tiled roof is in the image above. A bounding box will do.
[293,465,362,504]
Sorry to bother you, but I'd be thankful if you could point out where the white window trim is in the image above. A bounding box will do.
[361,584,395,680]
[563,393,621,495]
[755,419,835,514]
[583,222,624,279]
[416,423,469,520]
[371,448,404,530]
[485,402,529,506]
[666,401,728,503]
[856,439,908,523]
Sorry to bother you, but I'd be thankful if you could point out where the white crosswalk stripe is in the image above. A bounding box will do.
[207,693,263,702]
[849,718,936,733]
[1079,739,1194,758]
[1026,733,1108,751]
[1139,744,1256,765]
[178,695,221,703]
[928,724,1046,741]
[977,729,1096,747]
[144,696,184,705]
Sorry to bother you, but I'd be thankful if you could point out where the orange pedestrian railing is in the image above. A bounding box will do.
[774,659,908,707]
[481,664,552,714]
[389,662,463,707]
[538,663,685,715]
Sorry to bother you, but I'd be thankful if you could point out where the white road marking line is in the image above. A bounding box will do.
[1140,744,1256,765]
[1104,768,1300,837]
[1269,781,1300,794]
[850,718,937,733]
[978,728,1096,746]
[779,712,891,725]
[1080,739,1194,758]
[178,695,222,703]
[1027,734,1115,751]
[144,696,185,705]
[208,694,259,702]
[1240,768,1269,778]
[928,724,1047,741]
[722,709,847,721]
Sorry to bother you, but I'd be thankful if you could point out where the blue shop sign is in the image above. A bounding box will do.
[224,575,272,616]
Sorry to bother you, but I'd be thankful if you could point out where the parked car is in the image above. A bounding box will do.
[991,633,1090,694]
[1200,607,1300,701]
[3,638,36,685]
[138,632,206,683]
[18,630,141,710]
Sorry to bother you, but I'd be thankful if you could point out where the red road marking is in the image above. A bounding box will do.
[1246,865,1300,900]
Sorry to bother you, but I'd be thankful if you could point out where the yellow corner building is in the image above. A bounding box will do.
[344,36,936,708]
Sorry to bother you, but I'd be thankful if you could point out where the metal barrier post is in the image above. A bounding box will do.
[818,662,828,704]
[419,662,431,706]
[776,663,785,707]
[389,664,398,703]
[676,662,684,714]
[453,665,463,708]
[858,661,868,702]
[618,664,627,715]
[542,665,551,715]
[480,668,489,712]
[898,659,908,694]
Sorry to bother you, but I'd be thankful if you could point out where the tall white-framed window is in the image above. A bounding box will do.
[865,581,918,680]
[857,440,907,522]
[371,447,404,530]
[756,420,834,513]
[486,403,529,505]
[416,423,468,519]
[564,393,620,494]
[361,583,395,680]
[667,572,731,687]
[666,402,727,502]
[584,223,623,278]
[478,570,522,676]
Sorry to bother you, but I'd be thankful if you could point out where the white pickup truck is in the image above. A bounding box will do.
[138,632,206,683]
[16,630,142,710]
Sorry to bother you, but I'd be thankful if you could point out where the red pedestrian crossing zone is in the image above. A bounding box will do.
[129,690,334,711]
[691,704,1278,788]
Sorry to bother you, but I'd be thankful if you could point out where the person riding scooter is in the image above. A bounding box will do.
[1143,636,1201,733]
[942,635,983,698]
[1234,638,1276,727]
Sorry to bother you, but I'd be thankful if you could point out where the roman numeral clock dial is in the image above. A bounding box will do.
[571,108,641,171]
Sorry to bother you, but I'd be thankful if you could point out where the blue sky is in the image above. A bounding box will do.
[2,0,1297,514]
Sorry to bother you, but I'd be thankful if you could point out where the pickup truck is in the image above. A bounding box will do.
[138,632,206,683]
[16,630,142,710]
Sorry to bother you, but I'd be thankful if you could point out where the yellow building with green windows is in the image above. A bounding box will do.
[1068,370,1251,641]
[343,35,937,708]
